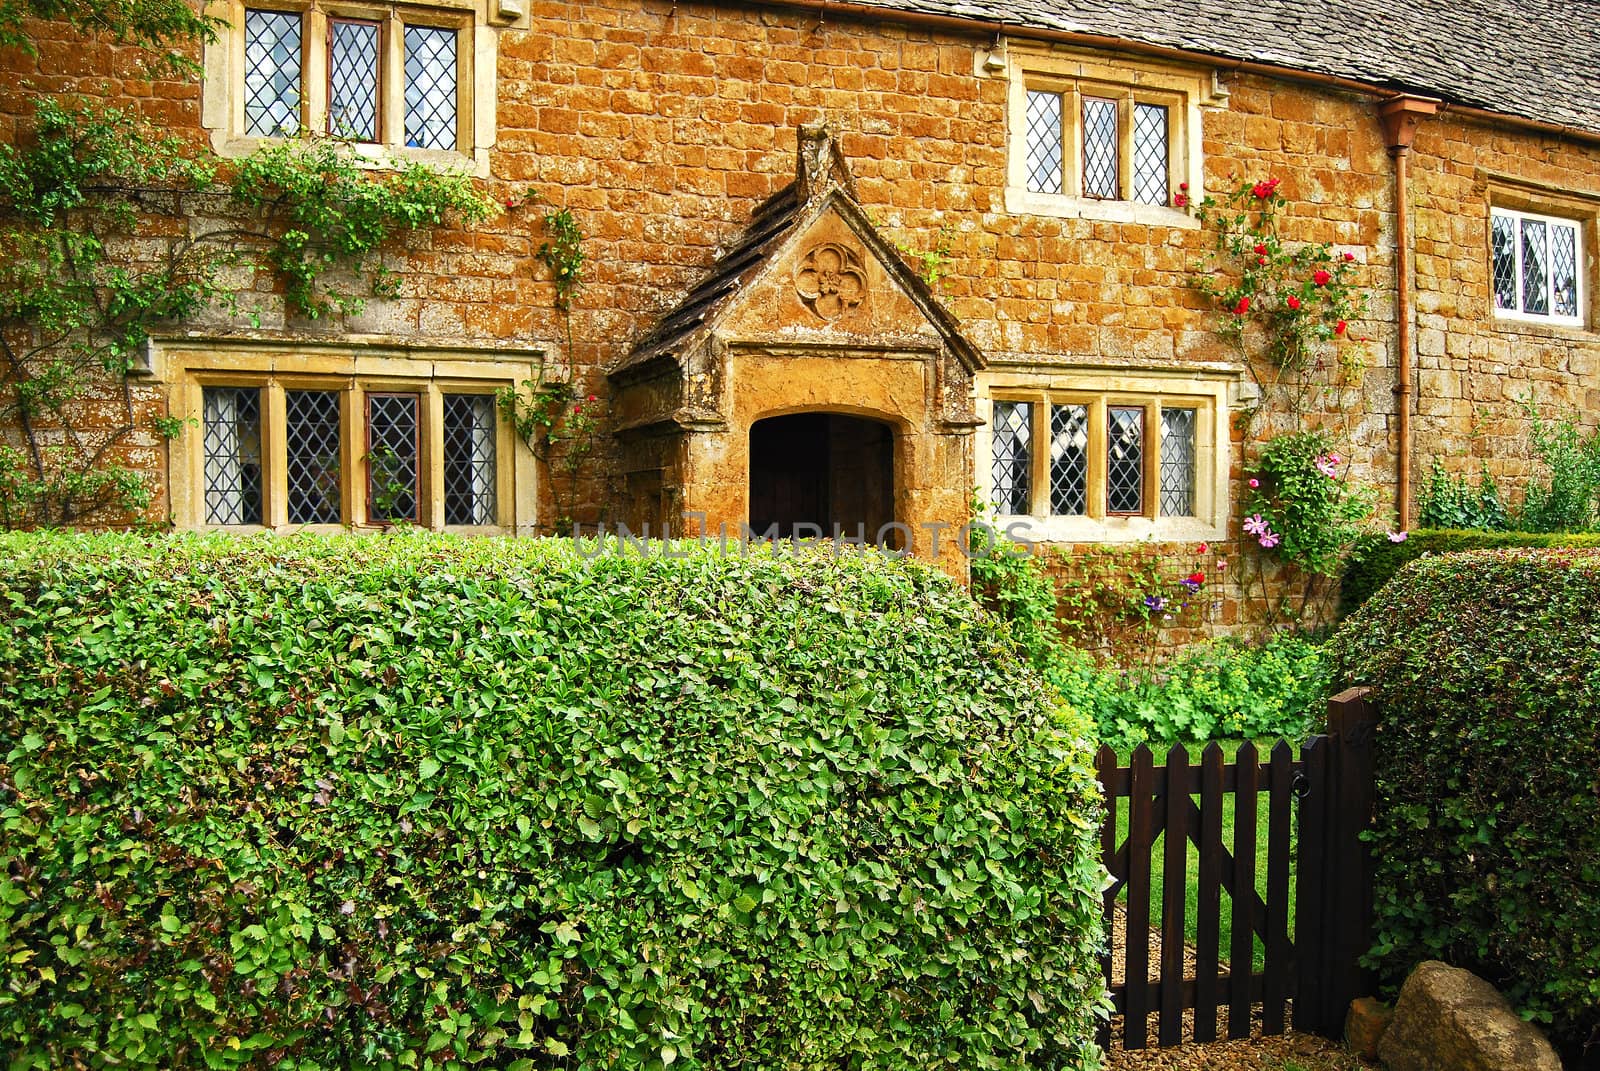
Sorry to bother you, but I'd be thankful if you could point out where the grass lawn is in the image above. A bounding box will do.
[1109,739,1300,974]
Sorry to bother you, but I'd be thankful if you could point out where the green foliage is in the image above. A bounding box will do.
[1052,637,1327,750]
[536,206,585,313]
[0,99,495,528]
[495,379,601,531]
[1338,527,1600,616]
[1414,459,1508,531]
[1327,549,1600,1055]
[1515,401,1600,533]
[231,138,494,320]
[1244,432,1377,577]
[0,532,1108,1070]
[0,0,219,71]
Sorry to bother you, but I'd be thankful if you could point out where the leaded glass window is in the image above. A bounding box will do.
[1491,207,1583,324]
[1131,103,1169,206]
[367,393,420,523]
[991,401,1032,515]
[328,18,381,141]
[244,9,301,137]
[1107,406,1144,515]
[404,25,458,150]
[285,390,342,525]
[1025,90,1064,195]
[1159,407,1196,517]
[443,394,497,525]
[1081,97,1119,200]
[1049,404,1088,516]
[203,387,264,525]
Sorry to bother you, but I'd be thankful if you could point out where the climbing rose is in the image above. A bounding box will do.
[1313,269,1332,286]
[1197,542,1209,554]
[1174,193,1190,207]
[588,394,597,402]
[1254,243,1268,255]
[1248,477,1259,488]
[1179,182,1189,191]
[1251,178,1280,198]
[574,403,583,414]
[1343,251,1356,262]
[1234,296,1251,314]
[1335,320,1348,335]
[1287,295,1302,311]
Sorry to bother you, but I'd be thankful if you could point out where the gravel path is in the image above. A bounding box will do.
[1101,905,1374,1071]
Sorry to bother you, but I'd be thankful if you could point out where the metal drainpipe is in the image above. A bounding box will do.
[1378,97,1439,531]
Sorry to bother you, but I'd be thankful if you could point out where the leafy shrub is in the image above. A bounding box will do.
[1243,431,1376,577]
[1414,460,1509,531]
[0,533,1108,1071]
[1327,549,1600,1055]
[1054,636,1327,750]
[1517,404,1600,532]
[1338,528,1600,617]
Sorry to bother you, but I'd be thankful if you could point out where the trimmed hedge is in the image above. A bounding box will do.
[1328,549,1600,1054]
[0,533,1107,1071]
[1338,528,1600,617]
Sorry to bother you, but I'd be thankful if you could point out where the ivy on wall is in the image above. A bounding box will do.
[0,97,495,528]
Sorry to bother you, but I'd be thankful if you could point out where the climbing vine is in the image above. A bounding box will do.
[0,98,494,528]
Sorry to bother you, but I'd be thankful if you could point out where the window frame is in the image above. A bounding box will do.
[1489,205,1585,328]
[980,374,1233,543]
[998,44,1224,228]
[158,337,540,531]
[205,0,494,173]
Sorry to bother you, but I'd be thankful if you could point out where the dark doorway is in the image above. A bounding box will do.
[748,413,896,543]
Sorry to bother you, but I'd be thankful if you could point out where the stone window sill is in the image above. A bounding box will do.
[1003,186,1200,229]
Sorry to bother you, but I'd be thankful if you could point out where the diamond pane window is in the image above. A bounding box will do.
[1131,103,1169,206]
[1491,213,1518,312]
[1521,218,1549,316]
[1025,90,1064,195]
[1552,223,1579,319]
[1082,97,1119,199]
[405,25,458,150]
[1159,407,1197,517]
[1107,406,1144,515]
[328,18,381,141]
[1049,404,1088,516]
[203,387,264,525]
[244,9,301,137]
[367,393,420,523]
[991,401,1032,515]
[285,390,342,525]
[443,394,497,525]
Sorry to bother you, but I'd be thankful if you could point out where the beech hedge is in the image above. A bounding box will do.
[1328,548,1600,1056]
[0,532,1108,1071]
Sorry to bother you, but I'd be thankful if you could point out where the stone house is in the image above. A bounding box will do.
[2,0,1599,608]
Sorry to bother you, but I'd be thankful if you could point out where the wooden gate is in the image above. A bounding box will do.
[1095,687,1376,1049]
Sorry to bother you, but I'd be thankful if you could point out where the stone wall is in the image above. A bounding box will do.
[3,0,1600,637]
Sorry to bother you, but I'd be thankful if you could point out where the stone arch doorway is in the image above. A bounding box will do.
[748,412,896,544]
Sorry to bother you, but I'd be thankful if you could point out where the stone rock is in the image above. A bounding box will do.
[1346,995,1393,1059]
[1377,961,1562,1071]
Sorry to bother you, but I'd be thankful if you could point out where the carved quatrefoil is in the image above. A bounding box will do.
[795,243,867,322]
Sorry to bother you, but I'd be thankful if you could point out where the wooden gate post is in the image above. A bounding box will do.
[1296,686,1377,1037]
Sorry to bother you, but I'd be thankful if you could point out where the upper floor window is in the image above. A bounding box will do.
[206,0,504,173]
[995,44,1224,226]
[1491,206,1583,326]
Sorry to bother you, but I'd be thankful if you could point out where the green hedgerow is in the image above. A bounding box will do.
[1327,548,1600,1058]
[0,532,1108,1071]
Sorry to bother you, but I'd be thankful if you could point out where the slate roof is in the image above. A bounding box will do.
[840,0,1600,136]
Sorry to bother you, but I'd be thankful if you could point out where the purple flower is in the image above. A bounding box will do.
[1258,530,1281,549]
[1180,579,1201,594]
[1387,530,1408,543]
[1315,453,1341,478]
[1144,595,1166,614]
[1243,513,1270,536]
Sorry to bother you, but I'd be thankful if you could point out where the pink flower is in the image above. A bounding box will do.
[1197,542,1209,554]
[1287,295,1301,311]
[1258,531,1281,549]
[1243,513,1270,537]
[1174,192,1190,207]
[1343,251,1356,262]
[1315,453,1340,478]
[1313,269,1332,286]
[1216,558,1228,572]
[1248,478,1260,489]
[1387,530,1408,543]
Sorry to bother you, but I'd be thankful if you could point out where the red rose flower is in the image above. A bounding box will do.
[1197,542,1209,554]
[1335,320,1348,335]
[1343,251,1356,262]
[1313,269,1332,286]
[1287,295,1301,310]
[1174,193,1189,207]
[588,394,597,402]
[1254,243,1267,255]
[1251,177,1281,199]
[1186,571,1205,586]
[1234,296,1251,314]
[574,403,583,414]
[1179,182,1189,191]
